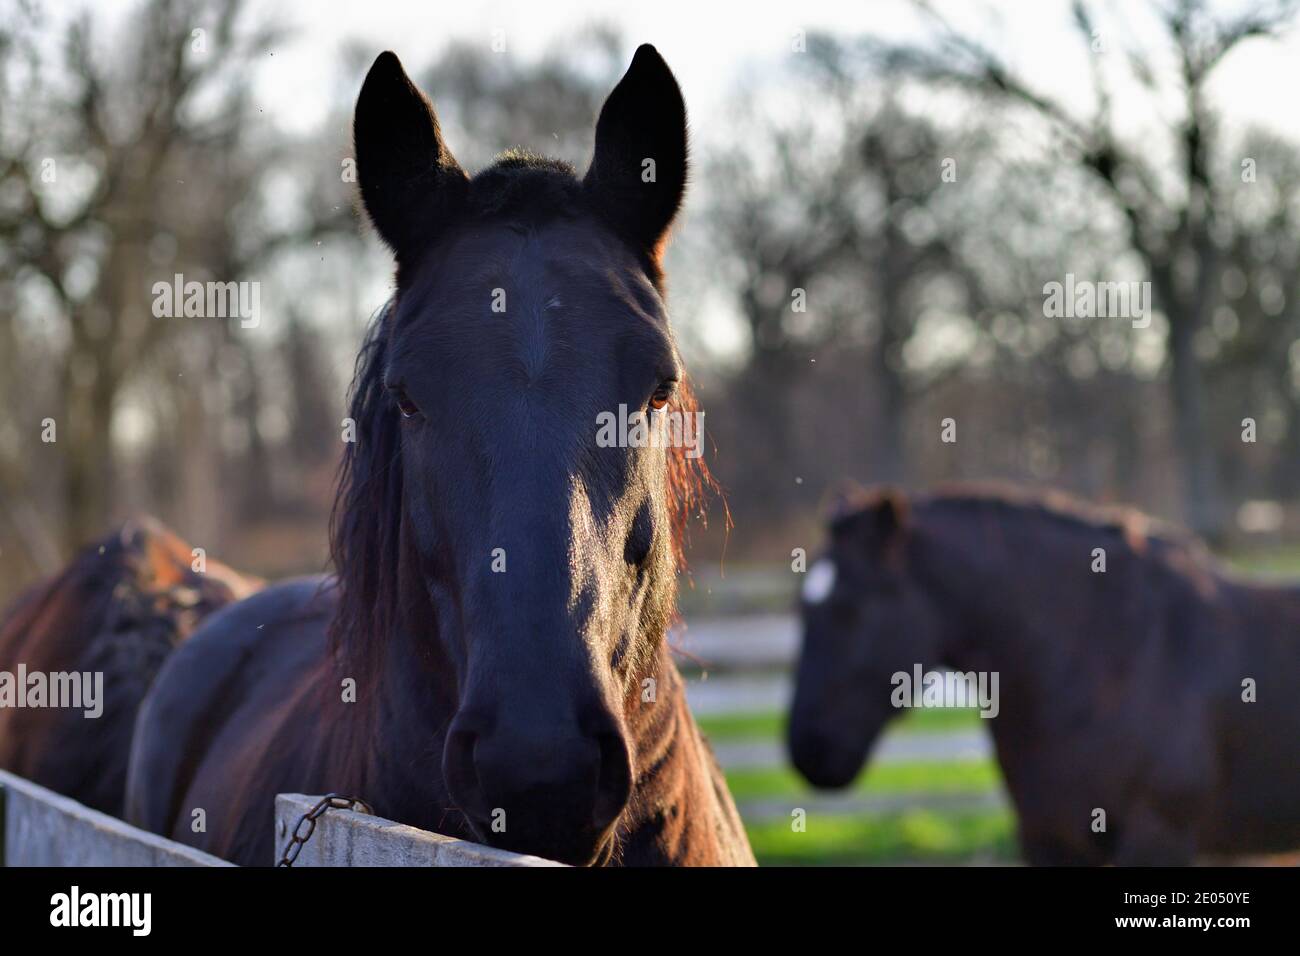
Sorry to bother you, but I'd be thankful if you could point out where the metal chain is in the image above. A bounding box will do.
[277,793,374,867]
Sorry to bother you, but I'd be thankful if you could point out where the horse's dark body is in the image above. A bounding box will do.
[789,483,1300,865]
[124,45,754,867]
[0,519,257,815]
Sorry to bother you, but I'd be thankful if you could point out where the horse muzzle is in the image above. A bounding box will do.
[442,703,633,865]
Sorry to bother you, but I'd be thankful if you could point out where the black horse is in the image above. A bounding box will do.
[124,46,755,867]
[789,483,1300,865]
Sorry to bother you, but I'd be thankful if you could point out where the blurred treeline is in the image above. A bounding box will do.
[3,0,1300,604]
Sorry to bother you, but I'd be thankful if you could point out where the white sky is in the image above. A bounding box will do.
[251,0,1300,139]
[77,0,1300,142]
[72,0,1300,361]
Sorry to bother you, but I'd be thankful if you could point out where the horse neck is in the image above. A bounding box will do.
[909,502,991,672]
[908,501,1049,676]
[615,642,753,866]
[1225,570,1300,605]
[1220,575,1300,653]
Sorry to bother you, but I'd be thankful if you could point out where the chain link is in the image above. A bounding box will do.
[277,793,374,867]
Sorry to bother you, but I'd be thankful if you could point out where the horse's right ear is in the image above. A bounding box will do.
[830,485,910,556]
[354,52,468,263]
[869,490,910,548]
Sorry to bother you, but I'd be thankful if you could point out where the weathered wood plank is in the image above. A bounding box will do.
[274,794,566,867]
[0,769,232,867]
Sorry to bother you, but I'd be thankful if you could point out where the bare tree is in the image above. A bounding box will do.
[0,0,350,550]
[872,0,1299,538]
[706,36,983,516]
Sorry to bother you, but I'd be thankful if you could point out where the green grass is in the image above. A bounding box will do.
[1224,546,1300,577]
[745,808,1018,866]
[695,711,784,740]
[699,706,1008,864]
[724,758,1000,802]
[697,705,982,742]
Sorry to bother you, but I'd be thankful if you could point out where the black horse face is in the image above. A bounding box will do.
[389,218,681,864]
[788,491,947,790]
[349,46,691,865]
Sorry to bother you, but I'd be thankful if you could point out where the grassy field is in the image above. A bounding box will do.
[1223,544,1300,577]
[745,810,1017,866]
[703,707,1015,865]
[724,759,1001,801]
[697,704,982,741]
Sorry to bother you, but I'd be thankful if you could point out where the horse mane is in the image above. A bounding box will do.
[466,151,583,220]
[664,378,718,572]
[0,530,131,680]
[327,299,716,671]
[0,517,253,676]
[327,304,404,676]
[917,480,1214,567]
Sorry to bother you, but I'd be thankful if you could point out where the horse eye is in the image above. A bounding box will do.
[390,386,421,419]
[649,382,675,411]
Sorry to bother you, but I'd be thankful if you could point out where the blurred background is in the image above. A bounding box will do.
[3,0,1300,863]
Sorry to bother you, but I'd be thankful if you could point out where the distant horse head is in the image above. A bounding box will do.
[788,486,954,788]
[333,45,705,864]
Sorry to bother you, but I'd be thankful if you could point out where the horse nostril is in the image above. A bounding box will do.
[788,726,859,790]
[623,503,655,567]
[445,703,633,860]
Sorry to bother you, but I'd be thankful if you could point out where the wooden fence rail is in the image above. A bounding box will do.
[0,769,230,867]
[0,771,563,867]
[274,794,566,866]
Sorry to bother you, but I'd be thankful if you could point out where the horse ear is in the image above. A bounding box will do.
[831,485,910,557]
[824,480,870,522]
[583,44,688,260]
[353,51,468,263]
[870,488,909,542]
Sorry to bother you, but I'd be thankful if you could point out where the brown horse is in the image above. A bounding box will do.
[788,483,1300,865]
[123,46,755,867]
[0,518,257,815]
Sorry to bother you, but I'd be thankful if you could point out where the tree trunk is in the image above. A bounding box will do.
[1166,311,1222,542]
[872,251,907,484]
[60,350,117,551]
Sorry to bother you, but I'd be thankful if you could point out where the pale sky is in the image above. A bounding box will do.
[82,0,1300,143]
[72,0,1300,362]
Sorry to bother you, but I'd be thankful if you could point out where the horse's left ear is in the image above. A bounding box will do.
[584,44,688,261]
[831,485,911,564]
[354,51,468,264]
